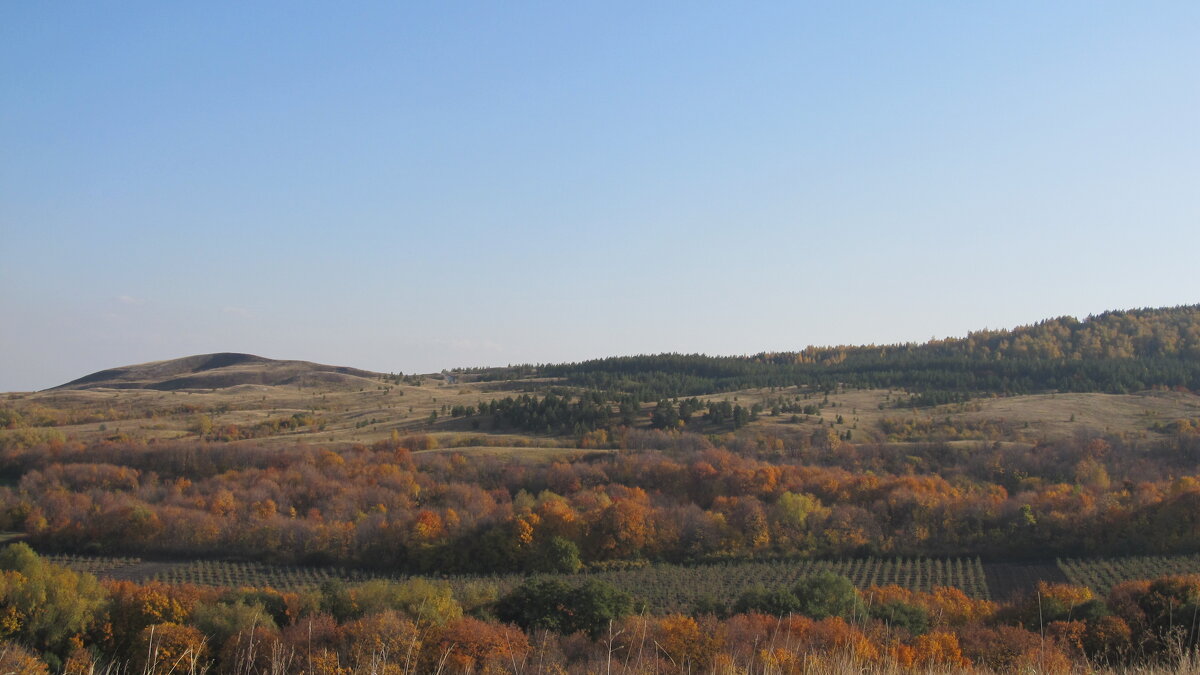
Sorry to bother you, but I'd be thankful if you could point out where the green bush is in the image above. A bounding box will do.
[792,571,864,620]
[495,578,635,638]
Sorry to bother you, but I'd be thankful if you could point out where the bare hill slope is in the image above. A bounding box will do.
[51,353,382,391]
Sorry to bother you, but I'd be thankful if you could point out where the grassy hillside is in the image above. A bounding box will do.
[52,352,382,391]
[3,306,1199,450]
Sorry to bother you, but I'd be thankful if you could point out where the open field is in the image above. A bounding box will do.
[733,387,1200,444]
[2,374,530,447]
[6,370,1199,451]
[421,446,616,461]
[4,346,1198,451]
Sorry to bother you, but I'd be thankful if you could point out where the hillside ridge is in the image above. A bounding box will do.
[51,352,382,391]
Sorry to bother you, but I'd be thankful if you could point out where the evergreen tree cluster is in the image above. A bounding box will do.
[464,307,1200,434]
[483,392,614,435]
[535,306,1200,403]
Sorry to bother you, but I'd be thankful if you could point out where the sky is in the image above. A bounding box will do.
[1,2,1198,391]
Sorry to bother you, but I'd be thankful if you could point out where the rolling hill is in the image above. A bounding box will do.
[3,305,1196,449]
[50,352,382,391]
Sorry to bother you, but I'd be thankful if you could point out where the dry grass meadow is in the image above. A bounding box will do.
[4,359,1199,454]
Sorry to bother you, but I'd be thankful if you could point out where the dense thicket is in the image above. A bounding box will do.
[2,423,1199,573]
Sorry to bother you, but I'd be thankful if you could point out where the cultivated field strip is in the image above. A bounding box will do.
[566,558,992,611]
[150,560,380,589]
[1058,554,1200,595]
[45,555,991,612]
[46,553,146,577]
[72,552,1200,611]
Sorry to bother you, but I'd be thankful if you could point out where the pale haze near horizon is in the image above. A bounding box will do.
[2,3,1198,391]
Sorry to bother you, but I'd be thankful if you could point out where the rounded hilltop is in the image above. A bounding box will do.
[51,352,382,391]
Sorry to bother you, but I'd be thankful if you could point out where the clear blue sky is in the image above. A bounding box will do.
[2,2,1198,391]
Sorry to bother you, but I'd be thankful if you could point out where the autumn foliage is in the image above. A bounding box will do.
[0,544,1199,673]
[3,426,1199,581]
